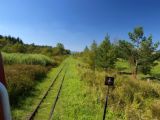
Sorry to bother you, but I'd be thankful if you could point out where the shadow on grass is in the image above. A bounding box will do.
[142,74,160,81]
[118,71,132,75]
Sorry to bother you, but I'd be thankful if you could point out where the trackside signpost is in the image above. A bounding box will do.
[103,76,114,120]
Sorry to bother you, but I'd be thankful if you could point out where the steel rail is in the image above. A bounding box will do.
[48,69,67,120]
[28,65,65,120]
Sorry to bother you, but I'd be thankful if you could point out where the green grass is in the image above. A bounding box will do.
[5,64,48,106]
[11,61,66,120]
[11,57,160,120]
[11,57,104,120]
[151,61,160,78]
[53,58,103,120]
[115,58,131,72]
[33,66,67,120]
[115,59,160,80]
[78,58,160,119]
[2,52,54,66]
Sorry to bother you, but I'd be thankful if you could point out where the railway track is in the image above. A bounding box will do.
[28,65,67,120]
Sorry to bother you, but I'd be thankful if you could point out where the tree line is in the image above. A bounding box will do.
[0,35,70,56]
[81,27,160,78]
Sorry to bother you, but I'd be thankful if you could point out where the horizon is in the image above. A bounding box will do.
[0,0,160,51]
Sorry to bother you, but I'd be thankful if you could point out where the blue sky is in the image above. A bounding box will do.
[0,0,160,51]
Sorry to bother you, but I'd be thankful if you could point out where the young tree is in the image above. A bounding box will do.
[84,46,89,53]
[119,27,160,78]
[96,35,116,69]
[89,40,97,69]
[82,46,91,64]
[56,43,65,55]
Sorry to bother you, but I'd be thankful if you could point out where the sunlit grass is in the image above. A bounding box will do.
[54,58,103,120]
[2,52,54,66]
[11,61,66,120]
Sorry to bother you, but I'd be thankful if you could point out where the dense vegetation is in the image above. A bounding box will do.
[1,27,160,119]
[78,63,160,119]
[0,35,70,108]
[80,27,160,79]
[0,35,70,56]
[74,27,160,119]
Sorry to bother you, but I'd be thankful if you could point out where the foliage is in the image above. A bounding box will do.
[11,62,66,120]
[118,27,160,78]
[78,61,160,119]
[89,40,98,69]
[5,64,48,106]
[0,35,70,56]
[96,35,117,69]
[2,52,55,66]
[81,36,117,70]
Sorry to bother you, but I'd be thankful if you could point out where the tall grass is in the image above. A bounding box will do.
[2,52,54,66]
[5,64,48,106]
[78,61,160,119]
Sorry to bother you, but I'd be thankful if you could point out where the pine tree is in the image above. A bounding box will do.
[96,35,116,69]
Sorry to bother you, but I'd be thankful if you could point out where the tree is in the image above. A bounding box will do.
[82,46,91,64]
[96,35,116,69]
[84,46,89,53]
[119,27,160,78]
[89,40,97,69]
[56,43,65,55]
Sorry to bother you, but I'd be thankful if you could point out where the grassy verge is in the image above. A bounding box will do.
[54,58,103,120]
[78,59,160,119]
[5,64,48,106]
[2,52,55,66]
[11,61,66,120]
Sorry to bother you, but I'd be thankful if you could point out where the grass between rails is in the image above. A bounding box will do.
[11,61,66,120]
[33,65,67,120]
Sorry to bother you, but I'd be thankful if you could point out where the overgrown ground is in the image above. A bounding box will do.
[77,58,160,119]
[54,58,103,120]
[6,56,160,119]
[10,61,65,120]
[11,57,105,120]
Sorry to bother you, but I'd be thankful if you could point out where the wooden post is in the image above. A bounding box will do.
[0,52,6,120]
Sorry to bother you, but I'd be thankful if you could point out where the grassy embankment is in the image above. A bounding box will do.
[11,57,104,120]
[1,52,55,119]
[3,53,160,119]
[77,58,160,119]
[11,61,66,120]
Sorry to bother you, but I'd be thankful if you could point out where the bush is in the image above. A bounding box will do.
[4,64,48,106]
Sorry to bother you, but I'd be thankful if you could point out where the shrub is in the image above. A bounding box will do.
[4,64,48,106]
